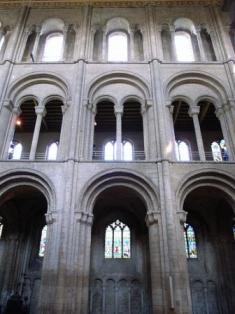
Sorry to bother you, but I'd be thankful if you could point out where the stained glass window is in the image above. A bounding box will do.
[39,225,47,257]
[105,220,130,259]
[184,223,197,258]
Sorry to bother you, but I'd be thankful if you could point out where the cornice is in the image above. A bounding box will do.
[0,0,222,9]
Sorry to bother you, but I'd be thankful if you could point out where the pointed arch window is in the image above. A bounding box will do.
[0,218,3,239]
[176,141,190,161]
[184,223,197,258]
[104,141,116,160]
[42,33,64,62]
[108,31,128,62]
[105,220,131,259]
[39,225,47,257]
[47,142,58,160]
[211,141,222,161]
[175,31,195,62]
[0,35,5,52]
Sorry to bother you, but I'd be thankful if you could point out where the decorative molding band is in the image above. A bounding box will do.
[0,0,222,9]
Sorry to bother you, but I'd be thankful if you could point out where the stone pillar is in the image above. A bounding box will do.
[146,211,165,314]
[0,100,14,158]
[63,24,69,60]
[169,25,177,61]
[188,106,206,161]
[129,25,135,61]
[215,106,234,160]
[2,105,22,159]
[144,99,157,160]
[102,27,107,61]
[141,105,148,160]
[114,104,123,160]
[57,100,70,160]
[196,25,206,61]
[31,26,41,61]
[29,106,46,160]
[166,103,177,160]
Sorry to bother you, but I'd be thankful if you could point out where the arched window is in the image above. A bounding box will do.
[211,141,222,161]
[42,33,64,62]
[175,31,195,62]
[105,219,131,259]
[123,141,133,161]
[47,142,58,160]
[104,141,116,160]
[184,223,197,258]
[39,225,47,257]
[176,141,190,161]
[0,35,5,52]
[8,142,23,160]
[108,31,128,62]
[233,224,235,241]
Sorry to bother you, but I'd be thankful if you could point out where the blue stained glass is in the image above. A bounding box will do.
[105,220,131,259]
[184,223,197,259]
[233,225,235,241]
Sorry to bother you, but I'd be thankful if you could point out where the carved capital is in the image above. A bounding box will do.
[146,99,153,108]
[177,211,187,226]
[35,106,46,116]
[12,106,21,116]
[45,212,57,225]
[114,104,123,115]
[145,211,161,226]
[215,107,225,118]
[75,211,93,225]
[188,106,200,117]
[3,99,14,111]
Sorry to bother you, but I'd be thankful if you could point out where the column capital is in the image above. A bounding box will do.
[188,106,200,117]
[215,106,225,118]
[75,211,93,225]
[12,106,21,116]
[3,99,14,111]
[35,25,42,34]
[146,99,153,108]
[45,211,57,225]
[35,106,46,116]
[114,104,123,115]
[177,211,187,226]
[145,211,161,226]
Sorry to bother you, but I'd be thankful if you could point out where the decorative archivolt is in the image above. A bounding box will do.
[87,70,151,107]
[77,169,160,217]
[164,71,230,106]
[0,169,56,212]
[176,168,235,211]
[6,72,71,107]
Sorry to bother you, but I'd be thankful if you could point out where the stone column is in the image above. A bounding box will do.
[63,24,69,60]
[102,27,107,61]
[196,25,206,61]
[2,105,22,159]
[144,99,157,160]
[169,25,177,61]
[0,100,14,158]
[29,106,46,160]
[146,211,165,314]
[114,104,123,160]
[57,100,70,160]
[129,25,135,61]
[215,106,234,160]
[166,103,177,160]
[32,26,41,61]
[188,106,206,161]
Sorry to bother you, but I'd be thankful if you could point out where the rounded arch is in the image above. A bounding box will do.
[93,95,117,107]
[176,169,235,211]
[87,71,151,103]
[0,169,56,212]
[105,17,130,34]
[173,17,196,34]
[7,72,70,105]
[78,169,160,216]
[170,95,193,106]
[16,95,39,108]
[120,95,145,107]
[42,94,66,107]
[164,71,230,104]
[195,95,220,107]
[41,17,65,35]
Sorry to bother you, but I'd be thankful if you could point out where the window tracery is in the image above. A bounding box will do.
[105,220,131,259]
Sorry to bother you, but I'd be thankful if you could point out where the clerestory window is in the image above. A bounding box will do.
[104,141,133,161]
[184,223,197,259]
[47,142,58,160]
[175,31,195,62]
[42,33,64,62]
[8,141,23,160]
[105,219,131,259]
[108,31,128,62]
[0,219,3,239]
[175,141,190,161]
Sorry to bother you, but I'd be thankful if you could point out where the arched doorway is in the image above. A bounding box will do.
[89,186,151,314]
[183,186,235,314]
[0,185,47,314]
